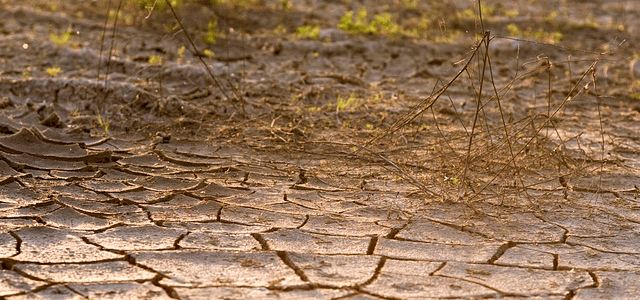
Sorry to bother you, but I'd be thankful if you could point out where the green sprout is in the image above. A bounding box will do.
[280,0,292,10]
[296,25,320,40]
[370,13,403,36]
[401,0,418,10]
[338,8,371,35]
[337,93,358,111]
[177,45,186,63]
[506,23,562,44]
[273,24,287,36]
[210,0,257,7]
[204,20,221,44]
[308,106,321,113]
[45,67,62,77]
[96,113,110,133]
[203,49,215,58]
[50,31,72,46]
[148,55,163,64]
[338,8,405,38]
[457,3,495,20]
[629,80,640,100]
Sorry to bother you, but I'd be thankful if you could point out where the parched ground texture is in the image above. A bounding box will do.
[2,0,640,299]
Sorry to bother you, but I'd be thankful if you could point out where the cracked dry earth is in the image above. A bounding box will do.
[2,128,640,300]
[4,0,640,299]
[3,126,638,300]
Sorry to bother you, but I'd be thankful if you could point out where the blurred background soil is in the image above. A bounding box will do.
[1,0,640,205]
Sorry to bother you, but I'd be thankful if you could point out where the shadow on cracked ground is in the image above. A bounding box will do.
[1,0,640,299]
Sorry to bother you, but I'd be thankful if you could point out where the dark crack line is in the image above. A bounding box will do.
[80,236,127,255]
[264,284,316,292]
[438,272,576,299]
[92,223,125,234]
[135,192,178,206]
[173,232,188,249]
[276,251,309,282]
[63,284,90,299]
[384,227,401,239]
[284,196,322,212]
[366,236,378,255]
[295,214,309,229]
[337,290,403,300]
[151,273,180,299]
[587,270,600,287]
[251,232,270,250]
[8,230,22,257]
[553,254,559,270]
[51,198,122,220]
[430,261,447,275]
[533,214,570,243]
[360,256,386,286]
[124,254,180,299]
[383,219,409,239]
[4,215,46,226]
[216,205,222,221]
[143,206,154,223]
[5,256,128,267]
[153,149,210,168]
[0,258,56,283]
[563,242,640,256]
[560,227,569,243]
[487,241,516,264]
[13,177,28,187]
[9,283,64,298]
[432,274,508,296]
[563,289,576,300]
[425,217,497,241]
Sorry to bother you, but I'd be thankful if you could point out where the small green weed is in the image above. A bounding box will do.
[46,2,57,12]
[148,55,163,64]
[203,49,215,58]
[457,3,495,20]
[296,25,320,40]
[96,113,110,133]
[584,13,598,29]
[338,8,410,38]
[506,23,563,44]
[336,93,358,111]
[280,0,292,10]
[338,9,370,34]
[50,31,72,46]
[273,24,287,36]
[210,0,258,8]
[628,80,640,100]
[308,106,321,113]
[45,67,62,77]
[370,13,403,36]
[543,11,559,24]
[400,0,418,10]
[504,9,519,17]
[177,45,186,63]
[204,20,222,44]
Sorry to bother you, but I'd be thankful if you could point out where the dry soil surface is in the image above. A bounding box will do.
[1,0,640,299]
